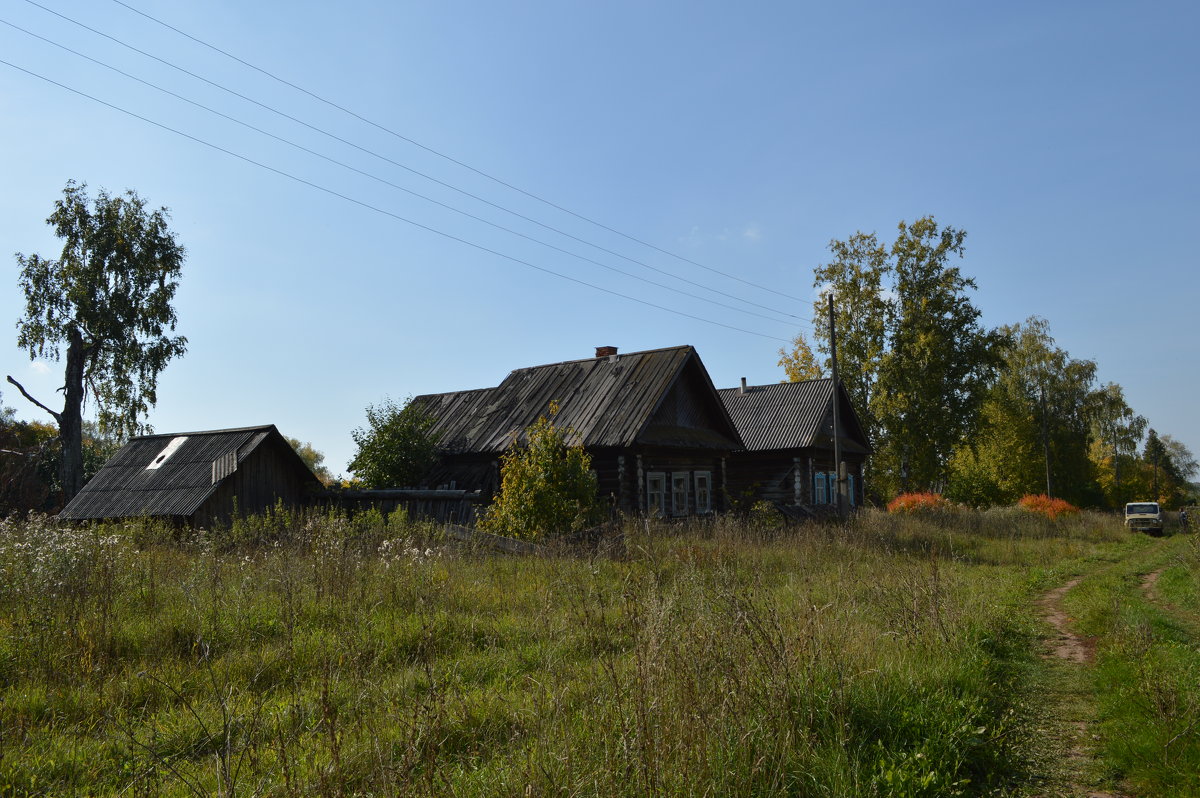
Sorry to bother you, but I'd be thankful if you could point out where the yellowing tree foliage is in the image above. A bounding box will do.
[777,332,823,382]
[287,436,334,485]
[480,402,601,540]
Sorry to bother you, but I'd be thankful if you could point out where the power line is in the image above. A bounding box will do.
[0,17,800,328]
[106,0,810,304]
[22,0,807,322]
[0,56,796,344]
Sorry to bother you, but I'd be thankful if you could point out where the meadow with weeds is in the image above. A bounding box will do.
[0,505,1134,796]
[1064,530,1200,797]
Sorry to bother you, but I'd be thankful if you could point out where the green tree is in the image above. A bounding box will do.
[1161,435,1198,483]
[875,218,1007,493]
[776,331,823,382]
[1088,382,1146,506]
[287,436,334,485]
[348,397,439,488]
[805,217,1004,497]
[8,181,186,501]
[810,231,891,446]
[947,317,1100,506]
[479,402,600,540]
[1144,429,1169,502]
[0,416,116,514]
[1140,430,1196,507]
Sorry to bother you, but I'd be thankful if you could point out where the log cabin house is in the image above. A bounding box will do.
[718,378,871,510]
[414,346,871,516]
[413,345,743,516]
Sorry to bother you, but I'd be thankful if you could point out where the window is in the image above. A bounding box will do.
[647,472,666,516]
[815,471,854,506]
[146,436,188,470]
[694,471,712,514]
[671,473,689,516]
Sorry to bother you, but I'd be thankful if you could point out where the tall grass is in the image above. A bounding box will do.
[0,507,1125,796]
[1065,532,1200,796]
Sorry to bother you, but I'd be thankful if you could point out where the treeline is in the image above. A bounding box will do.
[783,216,1197,510]
[0,398,119,513]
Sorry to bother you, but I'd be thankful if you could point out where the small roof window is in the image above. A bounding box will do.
[146,437,188,470]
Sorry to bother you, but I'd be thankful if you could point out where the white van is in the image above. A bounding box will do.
[1124,502,1163,534]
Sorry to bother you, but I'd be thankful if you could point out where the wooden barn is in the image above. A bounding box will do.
[59,424,322,526]
[717,378,871,509]
[413,345,744,517]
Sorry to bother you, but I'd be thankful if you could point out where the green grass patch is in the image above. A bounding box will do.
[0,508,1127,796]
[1065,532,1200,796]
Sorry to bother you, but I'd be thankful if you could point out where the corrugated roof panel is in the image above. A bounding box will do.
[717,379,870,453]
[60,426,270,520]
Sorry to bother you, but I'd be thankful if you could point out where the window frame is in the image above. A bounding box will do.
[694,470,712,514]
[646,471,667,516]
[671,472,690,516]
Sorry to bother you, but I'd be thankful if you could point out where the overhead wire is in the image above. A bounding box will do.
[0,56,804,344]
[22,0,807,322]
[0,17,802,328]
[106,0,810,304]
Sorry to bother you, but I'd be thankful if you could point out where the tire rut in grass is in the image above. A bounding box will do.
[1033,576,1127,798]
[1140,549,1200,632]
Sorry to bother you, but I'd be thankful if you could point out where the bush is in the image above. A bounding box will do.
[348,397,439,488]
[1016,494,1079,520]
[887,492,951,514]
[479,402,601,540]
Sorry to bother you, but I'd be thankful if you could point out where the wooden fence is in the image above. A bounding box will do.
[324,489,483,525]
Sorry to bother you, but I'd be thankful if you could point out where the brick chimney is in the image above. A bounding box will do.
[595,346,618,358]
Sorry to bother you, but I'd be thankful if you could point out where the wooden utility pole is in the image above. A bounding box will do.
[1040,383,1052,498]
[828,294,846,518]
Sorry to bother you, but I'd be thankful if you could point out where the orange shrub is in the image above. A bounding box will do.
[887,492,950,514]
[1017,494,1079,520]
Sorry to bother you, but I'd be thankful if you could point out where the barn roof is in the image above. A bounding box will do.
[717,379,871,454]
[59,424,303,520]
[414,345,742,453]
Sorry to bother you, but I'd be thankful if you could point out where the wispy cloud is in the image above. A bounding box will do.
[742,224,762,242]
[677,225,704,247]
[30,362,50,375]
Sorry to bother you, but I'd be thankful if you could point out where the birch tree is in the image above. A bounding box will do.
[9,182,186,501]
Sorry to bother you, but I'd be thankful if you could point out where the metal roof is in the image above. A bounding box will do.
[60,424,280,520]
[717,379,871,453]
[414,345,742,454]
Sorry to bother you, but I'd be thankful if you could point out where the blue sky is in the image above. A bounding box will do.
[2,0,1196,476]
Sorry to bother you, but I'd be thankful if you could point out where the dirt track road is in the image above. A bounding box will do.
[1035,575,1126,798]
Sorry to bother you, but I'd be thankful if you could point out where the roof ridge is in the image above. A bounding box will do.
[509,344,694,374]
[129,424,277,441]
[413,386,496,400]
[717,377,831,393]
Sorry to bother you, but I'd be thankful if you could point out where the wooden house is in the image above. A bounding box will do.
[717,378,871,509]
[413,346,744,516]
[59,424,322,526]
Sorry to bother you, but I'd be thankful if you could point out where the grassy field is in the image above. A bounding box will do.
[1063,530,1200,797]
[0,506,1164,796]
